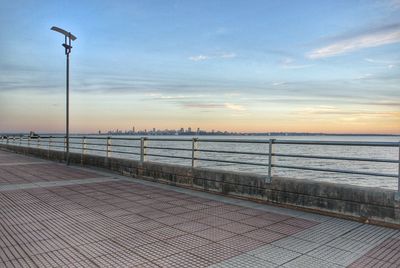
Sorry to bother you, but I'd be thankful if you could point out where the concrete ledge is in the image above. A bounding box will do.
[1,144,398,226]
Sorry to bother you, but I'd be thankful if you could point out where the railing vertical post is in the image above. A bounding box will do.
[19,136,22,146]
[267,139,275,183]
[81,136,86,164]
[64,137,67,152]
[398,141,400,192]
[37,137,40,148]
[48,136,52,159]
[82,137,87,155]
[106,137,111,158]
[192,138,198,168]
[140,137,147,163]
[28,137,30,147]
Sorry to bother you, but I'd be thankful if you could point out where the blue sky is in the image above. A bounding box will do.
[0,0,399,133]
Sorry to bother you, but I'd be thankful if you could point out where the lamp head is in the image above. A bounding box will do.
[51,26,77,41]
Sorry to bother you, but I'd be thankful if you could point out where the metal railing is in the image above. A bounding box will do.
[1,134,399,191]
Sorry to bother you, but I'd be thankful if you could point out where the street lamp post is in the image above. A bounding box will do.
[51,26,77,165]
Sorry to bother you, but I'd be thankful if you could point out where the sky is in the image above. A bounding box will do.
[0,0,399,134]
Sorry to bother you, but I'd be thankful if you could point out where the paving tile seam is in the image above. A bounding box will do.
[0,162,47,166]
[0,177,119,191]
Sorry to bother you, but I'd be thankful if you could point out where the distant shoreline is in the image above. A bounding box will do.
[3,132,399,137]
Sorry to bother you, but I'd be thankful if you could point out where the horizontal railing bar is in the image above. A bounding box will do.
[273,164,397,178]
[74,136,107,140]
[196,157,267,167]
[274,153,399,164]
[104,137,141,141]
[49,145,66,149]
[274,140,398,147]
[146,146,192,152]
[145,153,193,160]
[85,143,107,146]
[197,148,269,156]
[199,138,268,144]
[145,138,193,142]
[84,148,107,152]
[107,144,141,149]
[108,150,140,155]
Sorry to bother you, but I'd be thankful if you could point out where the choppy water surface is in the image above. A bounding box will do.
[48,135,400,190]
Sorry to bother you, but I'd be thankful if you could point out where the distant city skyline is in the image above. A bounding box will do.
[0,0,399,134]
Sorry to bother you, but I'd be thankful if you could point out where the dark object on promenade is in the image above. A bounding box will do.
[28,131,40,139]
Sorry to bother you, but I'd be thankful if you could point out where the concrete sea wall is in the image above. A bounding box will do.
[1,144,399,227]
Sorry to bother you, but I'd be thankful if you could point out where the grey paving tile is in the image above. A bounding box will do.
[326,237,378,254]
[272,236,321,254]
[209,254,278,268]
[306,245,363,266]
[248,244,301,265]
[348,256,399,268]
[341,224,398,244]
[309,221,360,236]
[283,255,344,268]
[293,229,338,244]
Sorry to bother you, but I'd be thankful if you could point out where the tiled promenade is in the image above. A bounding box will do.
[0,150,399,267]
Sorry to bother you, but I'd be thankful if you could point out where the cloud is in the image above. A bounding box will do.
[224,103,246,111]
[389,0,400,9]
[220,52,236,59]
[355,73,373,80]
[364,58,399,69]
[297,105,397,118]
[188,52,236,62]
[279,57,312,69]
[308,24,400,59]
[180,101,246,112]
[362,100,400,107]
[272,82,286,86]
[183,103,224,109]
[188,55,210,61]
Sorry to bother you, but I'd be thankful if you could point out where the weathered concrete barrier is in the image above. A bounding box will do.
[1,144,399,227]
